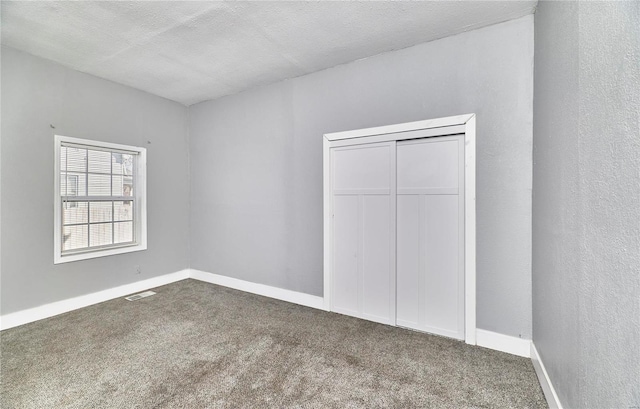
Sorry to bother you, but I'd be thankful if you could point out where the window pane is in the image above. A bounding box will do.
[61,173,82,196]
[88,174,111,196]
[88,149,111,174]
[114,201,133,221]
[63,147,87,172]
[62,173,87,196]
[112,153,123,174]
[89,201,113,223]
[112,174,123,196]
[123,176,133,197]
[63,225,88,251]
[112,153,134,175]
[90,223,113,247]
[114,221,133,244]
[66,174,78,196]
[63,201,88,225]
[123,154,134,175]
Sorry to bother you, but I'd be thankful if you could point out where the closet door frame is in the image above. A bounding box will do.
[323,114,477,345]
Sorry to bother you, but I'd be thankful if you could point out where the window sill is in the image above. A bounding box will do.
[54,243,147,264]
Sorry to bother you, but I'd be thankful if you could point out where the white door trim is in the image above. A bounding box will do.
[323,114,477,345]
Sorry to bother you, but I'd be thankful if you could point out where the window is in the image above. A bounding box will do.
[54,135,147,264]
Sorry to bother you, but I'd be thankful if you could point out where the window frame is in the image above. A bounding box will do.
[54,135,147,264]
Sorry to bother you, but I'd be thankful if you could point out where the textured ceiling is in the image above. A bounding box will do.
[1,1,537,106]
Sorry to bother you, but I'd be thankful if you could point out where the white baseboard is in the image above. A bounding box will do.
[476,329,531,358]
[531,342,563,409]
[189,269,325,311]
[1,268,539,377]
[0,269,190,331]
[0,267,560,409]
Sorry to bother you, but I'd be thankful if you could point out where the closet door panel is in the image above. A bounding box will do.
[396,194,421,328]
[332,195,359,315]
[423,194,460,336]
[361,195,392,323]
[333,145,390,190]
[397,140,459,190]
[396,136,464,339]
[330,142,395,325]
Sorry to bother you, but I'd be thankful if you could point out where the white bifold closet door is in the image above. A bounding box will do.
[396,136,464,340]
[331,142,396,325]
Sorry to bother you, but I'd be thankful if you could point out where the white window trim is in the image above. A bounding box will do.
[54,135,147,264]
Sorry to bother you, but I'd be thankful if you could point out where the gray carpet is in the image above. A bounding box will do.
[1,279,547,408]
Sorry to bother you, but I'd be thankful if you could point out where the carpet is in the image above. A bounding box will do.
[1,279,547,408]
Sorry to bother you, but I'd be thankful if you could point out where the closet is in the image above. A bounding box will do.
[323,115,476,343]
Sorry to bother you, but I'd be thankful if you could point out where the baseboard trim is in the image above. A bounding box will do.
[189,269,325,311]
[0,267,561,408]
[0,269,190,331]
[476,329,531,358]
[1,269,536,368]
[531,342,563,409]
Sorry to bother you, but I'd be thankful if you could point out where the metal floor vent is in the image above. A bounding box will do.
[125,290,156,301]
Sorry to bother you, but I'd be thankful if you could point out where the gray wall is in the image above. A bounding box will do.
[190,16,534,338]
[1,46,190,314]
[533,2,640,407]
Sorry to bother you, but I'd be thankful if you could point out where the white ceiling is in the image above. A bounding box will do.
[1,1,536,106]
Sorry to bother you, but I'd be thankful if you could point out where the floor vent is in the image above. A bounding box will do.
[125,291,156,301]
